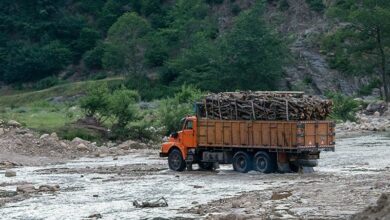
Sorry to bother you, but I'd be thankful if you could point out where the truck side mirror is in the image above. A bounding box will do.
[171,132,178,139]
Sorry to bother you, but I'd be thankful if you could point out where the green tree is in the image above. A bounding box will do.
[326,0,390,102]
[103,12,151,77]
[219,3,286,90]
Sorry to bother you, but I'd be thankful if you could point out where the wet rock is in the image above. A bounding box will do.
[17,184,36,193]
[76,143,89,151]
[113,156,118,160]
[271,191,292,200]
[87,213,102,219]
[93,194,99,197]
[5,170,16,177]
[193,185,203,189]
[38,184,60,192]
[351,193,390,220]
[192,201,199,205]
[40,133,49,139]
[7,120,21,127]
[0,190,17,198]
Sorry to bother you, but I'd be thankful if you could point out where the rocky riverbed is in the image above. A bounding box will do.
[1,130,389,219]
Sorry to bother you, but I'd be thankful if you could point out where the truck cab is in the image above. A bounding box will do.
[160,116,197,170]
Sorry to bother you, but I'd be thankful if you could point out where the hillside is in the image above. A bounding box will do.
[1,0,388,101]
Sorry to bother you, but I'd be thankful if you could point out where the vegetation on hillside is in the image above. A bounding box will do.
[322,0,390,101]
[0,0,286,99]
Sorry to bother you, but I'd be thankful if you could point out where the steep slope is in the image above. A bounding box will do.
[265,0,366,95]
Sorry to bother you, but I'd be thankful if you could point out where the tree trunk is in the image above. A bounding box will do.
[376,27,390,102]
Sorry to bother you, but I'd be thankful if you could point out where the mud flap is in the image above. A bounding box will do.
[277,152,291,173]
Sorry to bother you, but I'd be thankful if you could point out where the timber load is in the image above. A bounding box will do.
[196,91,333,121]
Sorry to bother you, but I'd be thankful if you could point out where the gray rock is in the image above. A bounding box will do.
[5,170,16,177]
[17,184,36,193]
[38,184,60,192]
[76,143,89,151]
[0,127,4,135]
[87,213,102,219]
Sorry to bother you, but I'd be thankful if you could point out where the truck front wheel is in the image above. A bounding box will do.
[232,151,252,173]
[168,149,186,171]
[253,151,276,173]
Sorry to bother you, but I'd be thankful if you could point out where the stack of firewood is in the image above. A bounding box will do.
[196,91,333,120]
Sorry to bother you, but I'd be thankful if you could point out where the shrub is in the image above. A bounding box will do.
[327,92,360,122]
[59,125,102,143]
[34,76,63,90]
[83,42,105,70]
[79,82,110,117]
[158,85,203,135]
[358,79,381,96]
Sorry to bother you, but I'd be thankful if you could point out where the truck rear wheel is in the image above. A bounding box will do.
[232,151,252,173]
[253,151,276,173]
[168,149,186,171]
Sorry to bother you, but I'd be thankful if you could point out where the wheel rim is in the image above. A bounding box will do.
[236,155,247,171]
[170,153,181,169]
[255,156,267,171]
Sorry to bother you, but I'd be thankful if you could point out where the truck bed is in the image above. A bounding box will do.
[197,119,335,151]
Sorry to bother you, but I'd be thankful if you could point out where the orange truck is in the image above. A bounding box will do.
[160,116,335,173]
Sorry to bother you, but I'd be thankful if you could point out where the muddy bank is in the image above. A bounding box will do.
[0,120,155,167]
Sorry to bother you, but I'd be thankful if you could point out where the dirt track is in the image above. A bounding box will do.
[1,133,389,219]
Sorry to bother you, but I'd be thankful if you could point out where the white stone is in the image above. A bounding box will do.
[374,111,380,117]
[40,134,49,139]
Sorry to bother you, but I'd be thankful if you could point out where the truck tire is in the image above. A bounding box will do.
[199,162,214,170]
[253,151,276,173]
[232,151,252,173]
[168,149,186,171]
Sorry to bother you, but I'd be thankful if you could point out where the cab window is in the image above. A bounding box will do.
[184,120,193,130]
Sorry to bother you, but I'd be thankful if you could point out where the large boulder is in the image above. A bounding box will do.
[365,101,387,115]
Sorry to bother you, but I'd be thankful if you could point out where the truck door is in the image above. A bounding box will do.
[181,119,195,147]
